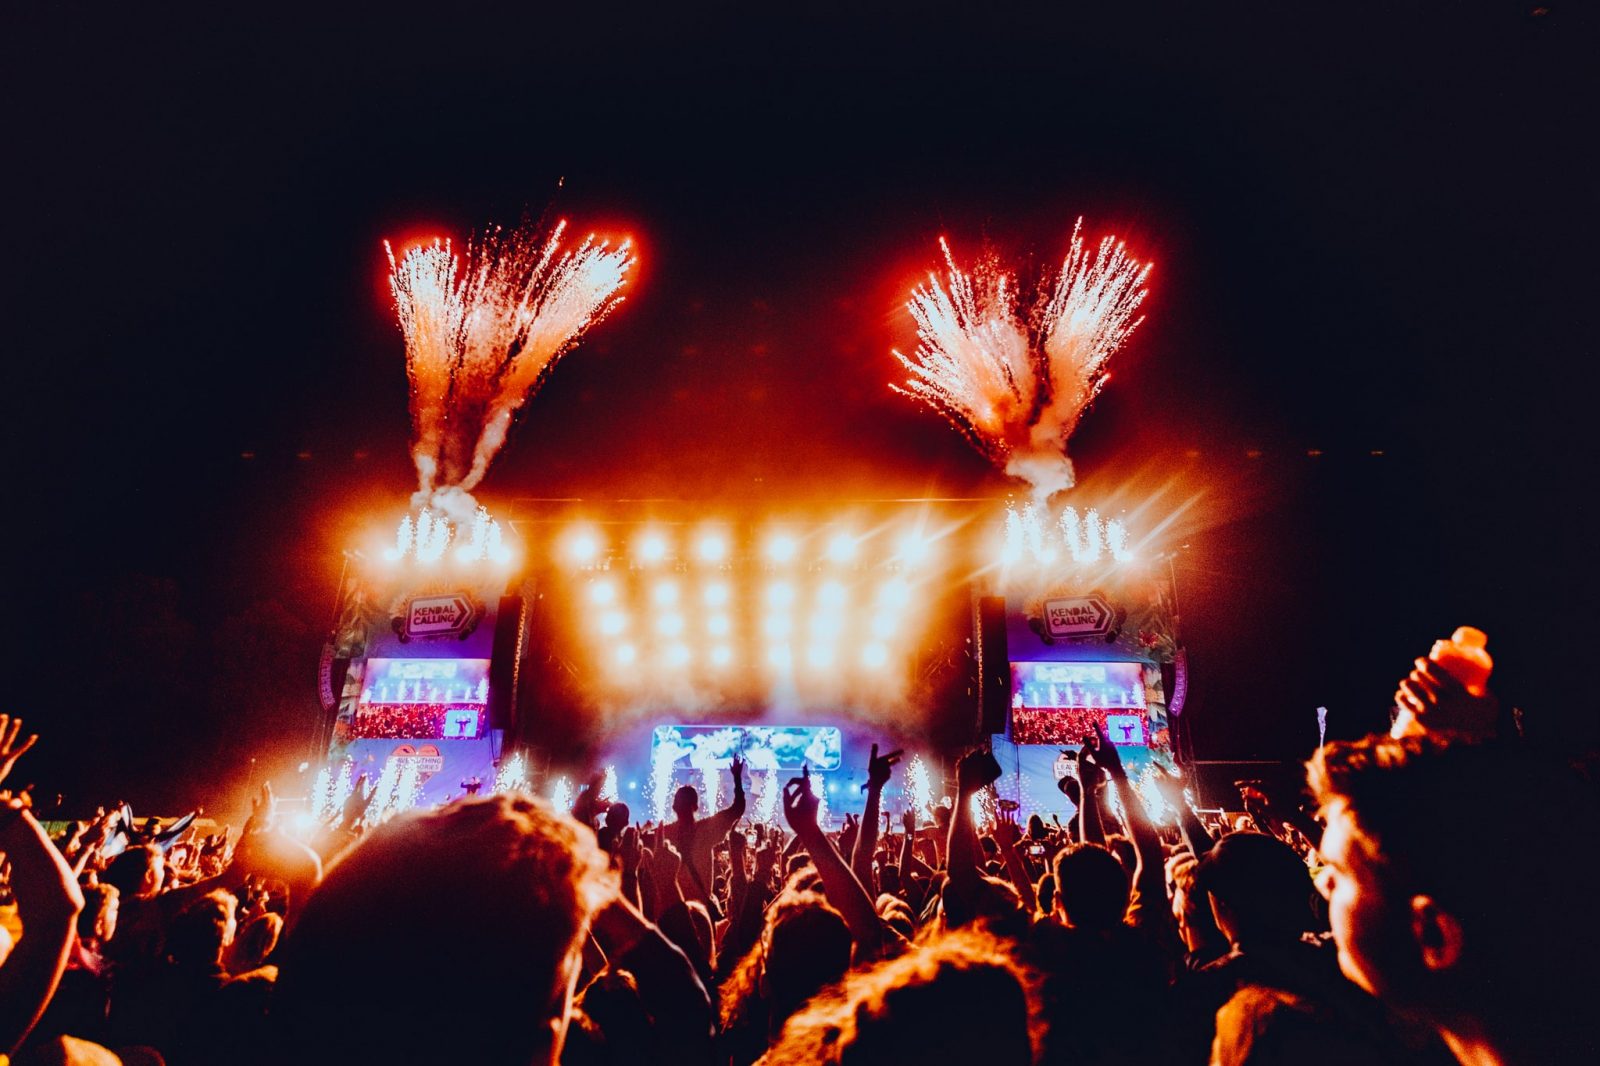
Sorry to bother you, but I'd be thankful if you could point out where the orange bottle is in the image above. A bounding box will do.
[1429,626,1493,697]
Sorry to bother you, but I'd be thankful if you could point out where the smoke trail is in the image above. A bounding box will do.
[892,221,1150,502]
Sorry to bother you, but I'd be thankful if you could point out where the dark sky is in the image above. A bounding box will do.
[8,4,1596,813]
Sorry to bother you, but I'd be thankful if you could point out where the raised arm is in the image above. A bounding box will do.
[853,744,900,891]
[703,756,746,840]
[0,801,85,1055]
[990,809,1039,914]
[782,770,883,953]
[1086,722,1167,934]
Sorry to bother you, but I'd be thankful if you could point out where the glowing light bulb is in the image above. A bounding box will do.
[870,614,896,639]
[826,531,858,563]
[653,580,679,605]
[897,531,933,566]
[569,531,600,565]
[600,611,628,636]
[703,582,730,607]
[707,614,731,637]
[766,533,798,564]
[657,613,685,637]
[818,580,848,609]
[616,644,637,665]
[665,644,691,667]
[767,581,796,608]
[763,614,792,639]
[697,533,728,563]
[862,644,889,669]
[589,579,617,605]
[877,579,911,609]
[637,533,668,564]
[806,645,834,670]
[766,645,792,669]
[710,645,734,667]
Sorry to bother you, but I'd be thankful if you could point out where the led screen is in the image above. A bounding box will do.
[355,658,490,740]
[650,725,843,772]
[1009,661,1148,746]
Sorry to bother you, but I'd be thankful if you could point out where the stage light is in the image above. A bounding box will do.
[806,644,834,670]
[870,613,896,639]
[826,531,858,563]
[877,578,911,609]
[652,580,679,605]
[589,579,617,605]
[665,643,691,667]
[568,528,602,565]
[696,531,729,563]
[808,613,838,639]
[657,613,685,637]
[710,644,734,667]
[636,532,669,565]
[766,532,798,564]
[897,531,935,566]
[766,645,792,669]
[703,582,730,607]
[817,579,847,609]
[600,611,628,636]
[763,614,792,639]
[707,614,731,637]
[766,581,796,608]
[862,643,889,668]
[617,643,637,665]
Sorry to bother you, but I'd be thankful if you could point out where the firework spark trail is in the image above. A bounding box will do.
[891,240,1033,459]
[387,240,466,493]
[460,231,634,490]
[1013,219,1152,497]
[892,221,1150,502]
[386,218,634,499]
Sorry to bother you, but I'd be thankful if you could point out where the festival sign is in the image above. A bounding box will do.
[1042,594,1115,640]
[397,592,483,642]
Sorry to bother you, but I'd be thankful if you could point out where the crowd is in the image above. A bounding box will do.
[0,653,1594,1065]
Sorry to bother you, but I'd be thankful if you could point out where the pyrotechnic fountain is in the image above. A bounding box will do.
[893,219,1150,503]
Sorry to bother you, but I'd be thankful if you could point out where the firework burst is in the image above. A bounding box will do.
[386,216,635,501]
[892,220,1150,501]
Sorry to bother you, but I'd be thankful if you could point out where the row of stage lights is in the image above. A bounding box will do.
[561,525,941,571]
[580,573,916,678]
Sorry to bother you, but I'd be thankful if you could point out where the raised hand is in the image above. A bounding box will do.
[902,808,917,834]
[1089,720,1127,778]
[619,825,642,873]
[730,755,746,784]
[864,744,903,792]
[782,774,820,836]
[957,748,1001,795]
[1394,657,1500,736]
[0,715,39,788]
[992,808,1022,851]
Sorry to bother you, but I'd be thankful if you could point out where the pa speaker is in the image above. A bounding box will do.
[974,595,1010,737]
[488,595,526,730]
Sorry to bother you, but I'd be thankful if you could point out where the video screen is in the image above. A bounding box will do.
[650,724,844,772]
[1009,661,1148,746]
[355,658,491,740]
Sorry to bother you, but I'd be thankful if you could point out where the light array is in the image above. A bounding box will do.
[384,506,515,565]
[1000,502,1133,569]
[572,570,927,683]
[556,523,942,572]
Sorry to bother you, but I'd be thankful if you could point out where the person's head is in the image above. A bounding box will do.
[274,794,614,1065]
[1166,853,1224,960]
[1194,832,1314,948]
[1052,843,1128,930]
[766,928,1037,1065]
[940,873,1026,935]
[78,882,120,946]
[1103,833,1136,875]
[104,845,163,899]
[1309,733,1599,1052]
[166,890,238,969]
[230,911,283,972]
[759,891,854,1033]
[672,785,699,820]
[603,801,630,831]
[878,862,901,897]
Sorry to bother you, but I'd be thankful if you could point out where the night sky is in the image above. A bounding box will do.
[10,4,1595,815]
